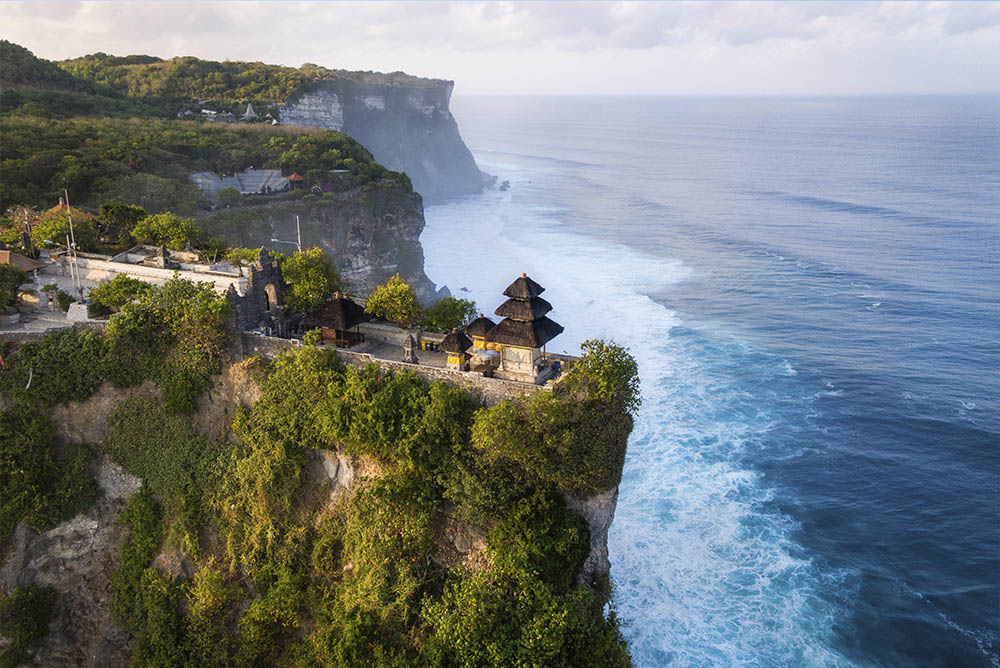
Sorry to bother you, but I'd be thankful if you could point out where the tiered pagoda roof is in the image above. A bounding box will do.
[486,273,564,348]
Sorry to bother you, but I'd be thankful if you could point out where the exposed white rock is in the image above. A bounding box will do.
[361,95,386,110]
[280,90,344,130]
[565,487,619,586]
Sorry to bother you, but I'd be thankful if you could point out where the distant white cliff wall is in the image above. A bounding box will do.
[279,79,485,203]
[279,89,345,130]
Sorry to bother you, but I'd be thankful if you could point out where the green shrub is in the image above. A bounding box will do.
[216,186,243,208]
[466,340,639,496]
[0,585,56,668]
[97,200,147,246]
[422,570,630,668]
[281,246,342,314]
[129,212,200,249]
[302,327,322,346]
[0,328,105,406]
[185,565,237,667]
[235,569,304,668]
[110,486,163,631]
[31,213,98,252]
[87,273,150,317]
[105,398,217,553]
[558,339,641,415]
[55,289,74,312]
[364,273,421,328]
[0,404,98,542]
[420,296,476,333]
[104,276,231,412]
[487,490,589,593]
[224,246,261,267]
[214,348,341,572]
[0,265,27,308]
[130,568,188,668]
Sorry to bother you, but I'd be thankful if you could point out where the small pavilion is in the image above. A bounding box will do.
[486,273,564,382]
[463,313,496,350]
[301,292,372,347]
[440,328,473,370]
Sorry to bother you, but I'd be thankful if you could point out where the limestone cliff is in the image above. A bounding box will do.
[0,353,623,665]
[280,78,485,202]
[199,183,442,302]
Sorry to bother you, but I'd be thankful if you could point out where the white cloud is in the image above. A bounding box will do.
[1,1,998,94]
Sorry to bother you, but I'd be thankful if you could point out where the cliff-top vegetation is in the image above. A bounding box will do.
[0,279,639,666]
[0,114,412,215]
[1,40,449,125]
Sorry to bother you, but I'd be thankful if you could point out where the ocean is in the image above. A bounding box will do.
[420,95,1000,668]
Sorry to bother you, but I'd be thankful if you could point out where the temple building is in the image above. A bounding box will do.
[463,313,496,350]
[440,328,473,370]
[300,291,372,347]
[486,273,564,383]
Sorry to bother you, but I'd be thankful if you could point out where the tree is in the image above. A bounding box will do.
[364,273,421,328]
[0,266,27,307]
[225,247,263,267]
[31,213,98,252]
[280,246,341,313]
[87,274,151,317]
[98,201,146,246]
[559,339,641,416]
[420,296,476,333]
[130,212,200,249]
[216,186,242,209]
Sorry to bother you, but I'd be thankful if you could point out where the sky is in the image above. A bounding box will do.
[3,1,1000,96]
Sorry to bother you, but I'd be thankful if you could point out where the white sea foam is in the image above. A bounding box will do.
[422,159,852,667]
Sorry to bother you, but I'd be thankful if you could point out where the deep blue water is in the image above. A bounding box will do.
[421,95,1000,667]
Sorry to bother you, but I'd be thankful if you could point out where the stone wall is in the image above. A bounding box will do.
[0,322,104,346]
[241,332,544,406]
[50,256,243,295]
[334,349,546,406]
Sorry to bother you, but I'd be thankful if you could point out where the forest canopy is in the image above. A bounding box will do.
[0,115,411,213]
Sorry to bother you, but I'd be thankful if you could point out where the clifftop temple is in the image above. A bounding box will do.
[297,272,572,386]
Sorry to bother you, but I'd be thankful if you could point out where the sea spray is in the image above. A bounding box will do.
[423,159,853,666]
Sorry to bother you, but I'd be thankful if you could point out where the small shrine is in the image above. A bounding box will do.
[300,291,372,347]
[486,273,564,383]
[440,328,473,370]
[463,313,496,350]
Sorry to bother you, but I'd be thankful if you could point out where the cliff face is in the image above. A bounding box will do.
[199,184,441,302]
[280,79,484,202]
[0,354,623,665]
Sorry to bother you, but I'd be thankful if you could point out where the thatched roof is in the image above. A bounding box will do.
[301,293,371,331]
[464,314,496,338]
[494,296,552,322]
[0,250,46,272]
[486,316,564,348]
[43,200,95,222]
[440,329,473,354]
[502,273,545,300]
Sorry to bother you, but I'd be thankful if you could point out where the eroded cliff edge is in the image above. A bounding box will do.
[199,183,441,301]
[280,78,485,202]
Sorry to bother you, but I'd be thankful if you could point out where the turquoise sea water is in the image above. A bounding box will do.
[421,95,999,668]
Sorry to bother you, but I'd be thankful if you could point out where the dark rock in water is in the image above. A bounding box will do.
[280,78,484,203]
